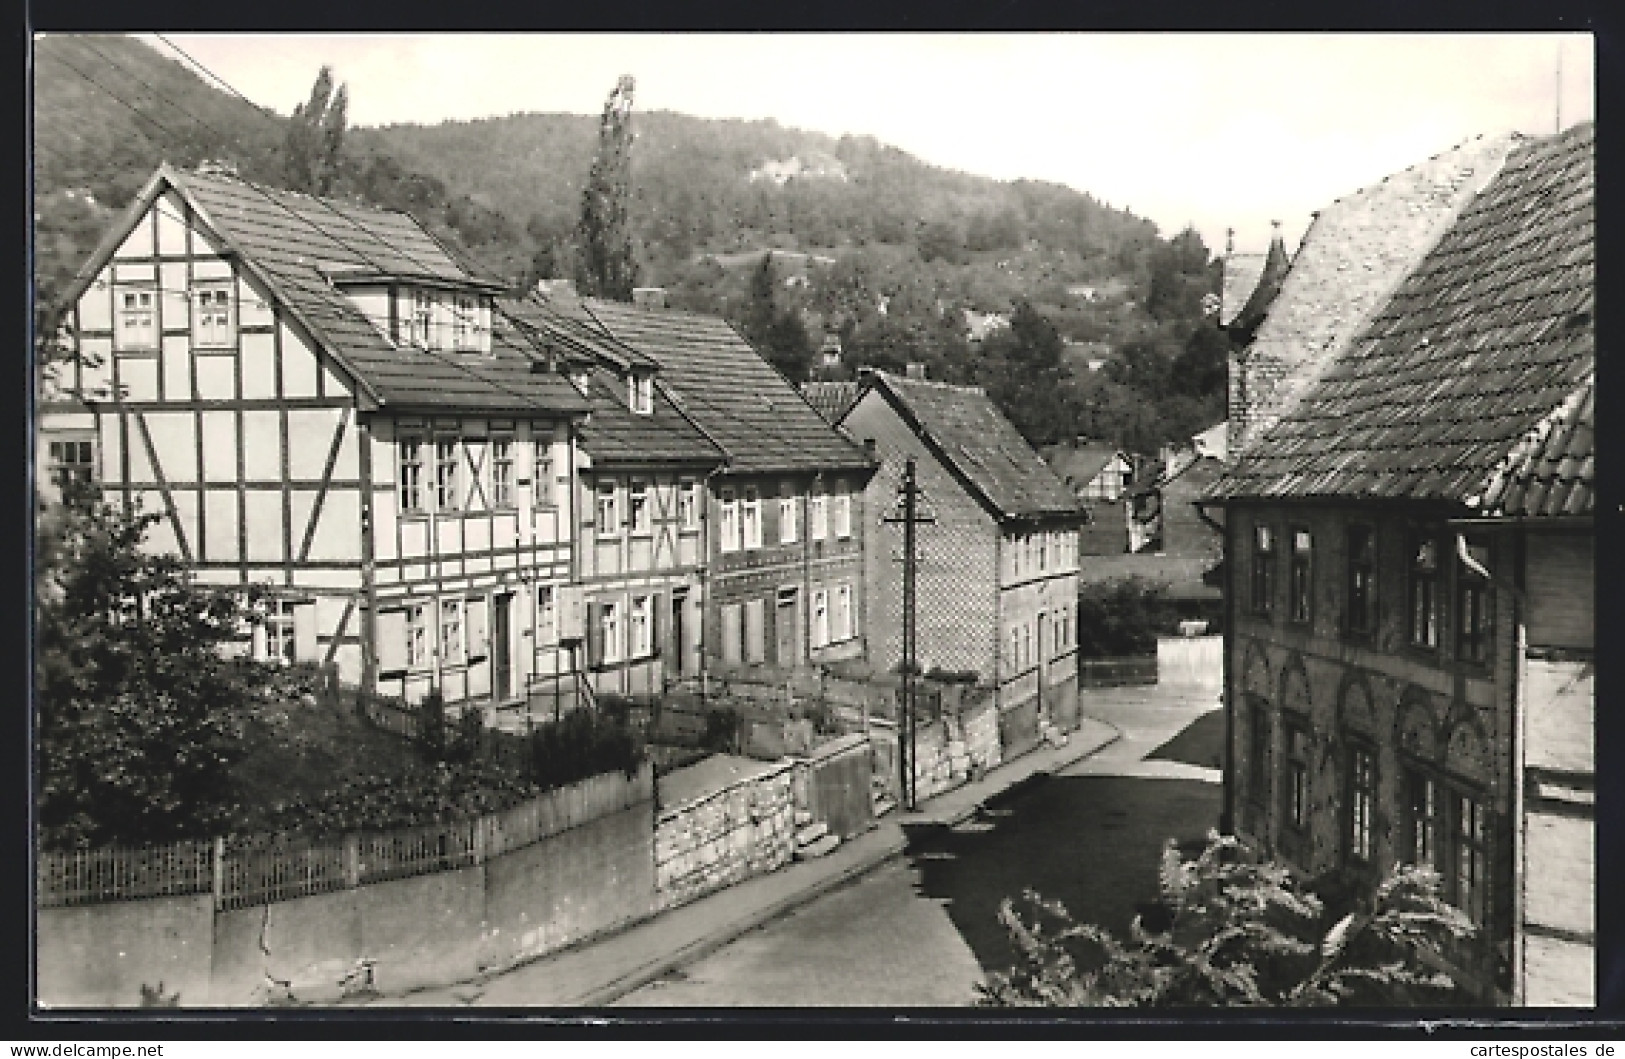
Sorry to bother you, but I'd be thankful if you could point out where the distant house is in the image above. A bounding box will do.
[838,369,1087,752]
[562,295,877,675]
[962,309,1011,343]
[1206,124,1594,1005]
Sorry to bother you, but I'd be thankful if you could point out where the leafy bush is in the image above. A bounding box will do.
[526,708,644,791]
[239,760,542,837]
[1074,577,1177,658]
[701,706,742,754]
[979,830,1474,1007]
[415,689,447,761]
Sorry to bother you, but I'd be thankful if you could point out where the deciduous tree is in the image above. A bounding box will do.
[575,75,640,301]
[283,66,348,197]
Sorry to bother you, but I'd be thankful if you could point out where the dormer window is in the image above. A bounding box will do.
[629,374,654,415]
[410,288,434,348]
[572,370,593,396]
[452,293,474,350]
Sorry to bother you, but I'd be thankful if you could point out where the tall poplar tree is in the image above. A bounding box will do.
[283,65,349,197]
[575,75,640,301]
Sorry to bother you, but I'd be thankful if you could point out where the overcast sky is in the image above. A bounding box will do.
[140,32,1594,256]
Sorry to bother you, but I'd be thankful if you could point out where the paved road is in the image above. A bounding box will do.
[615,682,1224,1007]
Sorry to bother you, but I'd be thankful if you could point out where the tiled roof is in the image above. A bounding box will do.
[1041,441,1125,492]
[858,371,1083,522]
[497,297,723,468]
[159,167,587,416]
[1210,123,1594,511]
[801,381,862,425]
[570,298,872,475]
[502,295,657,371]
[1228,133,1524,456]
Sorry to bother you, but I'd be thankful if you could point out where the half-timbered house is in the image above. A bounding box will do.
[501,296,726,697]
[1204,123,1594,1004]
[39,163,591,708]
[837,368,1086,755]
[558,295,877,676]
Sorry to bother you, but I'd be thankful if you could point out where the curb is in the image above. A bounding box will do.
[572,829,911,1007]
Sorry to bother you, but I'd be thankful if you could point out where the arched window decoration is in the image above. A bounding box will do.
[1335,670,1378,737]
[1443,709,1493,784]
[1394,686,1442,763]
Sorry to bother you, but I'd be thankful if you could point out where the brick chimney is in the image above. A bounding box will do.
[632,287,668,309]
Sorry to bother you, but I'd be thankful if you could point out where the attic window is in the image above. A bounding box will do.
[572,370,593,396]
[629,374,654,415]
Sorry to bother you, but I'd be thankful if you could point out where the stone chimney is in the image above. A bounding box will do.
[905,362,927,380]
[631,287,668,309]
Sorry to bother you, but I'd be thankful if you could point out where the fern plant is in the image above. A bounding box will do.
[978,830,1474,1007]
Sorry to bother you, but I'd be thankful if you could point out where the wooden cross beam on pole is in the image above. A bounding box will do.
[881,458,934,810]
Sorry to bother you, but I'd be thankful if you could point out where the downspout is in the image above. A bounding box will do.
[1196,497,1236,835]
[1509,527,1528,1004]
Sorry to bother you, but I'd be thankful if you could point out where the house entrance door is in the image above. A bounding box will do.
[493,593,513,701]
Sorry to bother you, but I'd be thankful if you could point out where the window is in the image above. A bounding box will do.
[1457,537,1492,664]
[452,293,475,351]
[534,442,555,509]
[490,438,514,508]
[779,484,799,544]
[1348,743,1376,864]
[116,287,156,349]
[720,603,743,665]
[1289,528,1313,624]
[440,599,465,665]
[1023,623,1033,670]
[1248,697,1271,806]
[629,595,652,658]
[1408,533,1440,649]
[1347,525,1377,637]
[810,484,828,541]
[405,604,429,669]
[571,370,592,396]
[833,583,853,642]
[833,481,852,539]
[679,482,699,530]
[629,481,650,534]
[719,488,739,553]
[1452,792,1488,926]
[1407,769,1440,869]
[1283,719,1310,831]
[629,374,653,415]
[596,481,620,538]
[742,486,762,549]
[1038,533,1048,572]
[264,599,297,665]
[1010,628,1021,671]
[1250,523,1275,616]
[600,601,622,664]
[191,282,234,348]
[811,589,830,648]
[537,585,556,646]
[744,599,766,664]
[435,439,461,511]
[47,438,95,493]
[411,288,435,348]
[399,439,425,511]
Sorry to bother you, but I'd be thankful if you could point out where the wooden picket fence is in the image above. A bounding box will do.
[37,764,653,911]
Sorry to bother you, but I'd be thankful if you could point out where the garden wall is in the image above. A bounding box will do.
[1157,634,1223,689]
[653,760,797,912]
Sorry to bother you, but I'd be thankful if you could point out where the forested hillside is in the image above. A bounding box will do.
[33,34,1231,453]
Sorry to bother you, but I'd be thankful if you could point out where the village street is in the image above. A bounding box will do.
[613,682,1223,1007]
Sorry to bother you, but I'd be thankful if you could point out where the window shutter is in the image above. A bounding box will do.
[585,603,604,668]
[376,609,407,674]
[467,596,490,660]
[745,599,766,665]
[651,592,665,657]
[293,602,318,662]
[721,604,743,666]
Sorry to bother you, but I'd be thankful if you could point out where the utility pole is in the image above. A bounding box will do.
[883,458,934,810]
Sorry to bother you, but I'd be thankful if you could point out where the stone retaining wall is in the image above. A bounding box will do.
[653,761,797,912]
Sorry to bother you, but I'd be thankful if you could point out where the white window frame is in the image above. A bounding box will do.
[629,480,651,535]
[46,436,96,493]
[833,583,853,642]
[596,481,621,538]
[679,481,699,530]
[191,281,235,349]
[452,292,476,351]
[810,484,828,542]
[405,604,429,669]
[115,285,156,350]
[263,598,297,665]
[629,374,654,415]
[490,437,515,508]
[601,600,623,664]
[629,594,652,658]
[719,487,740,553]
[399,438,425,512]
[435,437,462,511]
[742,486,762,550]
[441,598,466,666]
[534,441,555,509]
[833,481,852,539]
[811,588,830,648]
[537,585,557,647]
[411,288,435,348]
[779,484,799,544]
